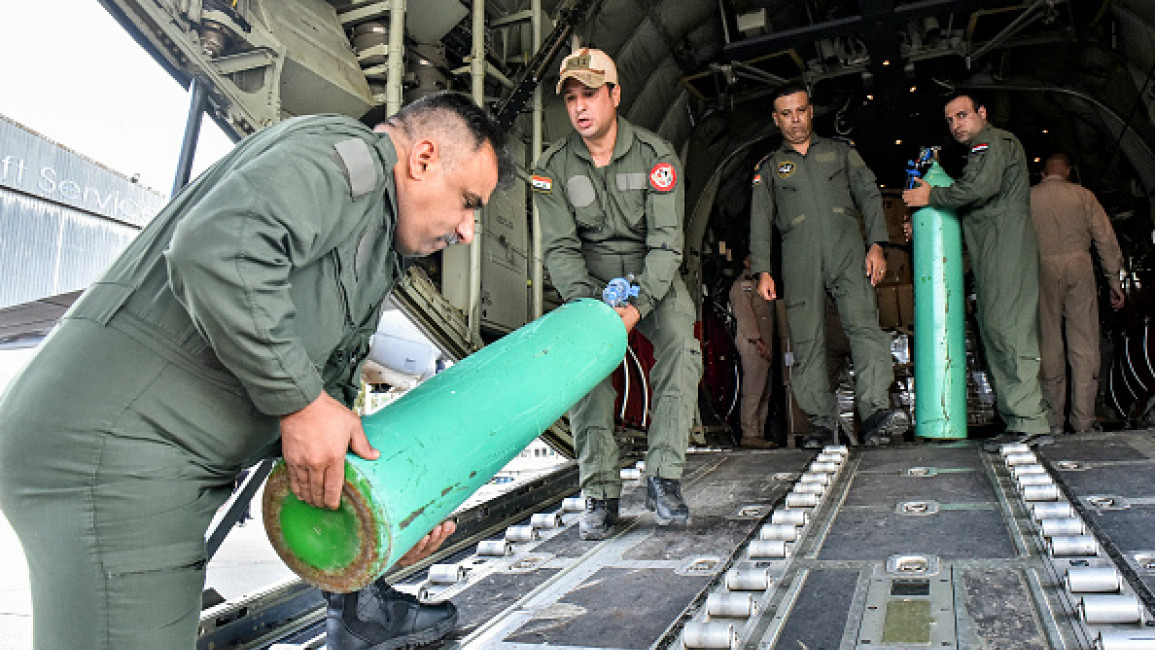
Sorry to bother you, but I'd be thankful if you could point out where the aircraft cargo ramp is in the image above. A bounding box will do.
[199,431,1155,650]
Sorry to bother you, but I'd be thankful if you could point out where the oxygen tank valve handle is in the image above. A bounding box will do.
[602,276,640,308]
[906,146,941,189]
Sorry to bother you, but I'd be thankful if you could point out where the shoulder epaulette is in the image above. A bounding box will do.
[632,126,677,159]
[536,138,568,170]
[332,137,379,199]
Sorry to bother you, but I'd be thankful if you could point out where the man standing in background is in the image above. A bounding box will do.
[1030,153,1125,435]
[730,256,778,449]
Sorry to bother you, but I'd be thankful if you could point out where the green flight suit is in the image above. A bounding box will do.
[533,117,702,499]
[749,135,894,431]
[928,125,1049,434]
[0,115,404,649]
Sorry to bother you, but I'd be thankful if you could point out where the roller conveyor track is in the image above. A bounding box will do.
[422,435,1155,650]
[218,433,1155,649]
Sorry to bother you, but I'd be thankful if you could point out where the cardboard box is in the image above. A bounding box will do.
[876,285,901,329]
[897,283,914,328]
[881,193,910,244]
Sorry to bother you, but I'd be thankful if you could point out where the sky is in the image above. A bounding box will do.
[0,0,234,195]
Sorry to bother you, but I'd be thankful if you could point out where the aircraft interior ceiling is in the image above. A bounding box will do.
[101,0,1155,278]
[356,0,1155,290]
[62,0,1154,317]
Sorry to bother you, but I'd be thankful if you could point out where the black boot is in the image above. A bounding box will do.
[579,497,620,540]
[802,425,835,449]
[645,476,691,526]
[981,431,1055,453]
[325,578,457,650]
[863,409,910,447]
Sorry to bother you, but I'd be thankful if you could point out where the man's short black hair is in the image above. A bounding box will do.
[945,92,984,113]
[770,81,811,107]
[388,91,515,189]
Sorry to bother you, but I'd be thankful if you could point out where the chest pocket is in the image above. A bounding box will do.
[769,161,802,233]
[287,251,349,369]
[566,174,604,232]
[819,155,857,219]
[614,172,647,229]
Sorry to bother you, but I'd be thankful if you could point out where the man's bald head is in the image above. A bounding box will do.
[1044,153,1072,180]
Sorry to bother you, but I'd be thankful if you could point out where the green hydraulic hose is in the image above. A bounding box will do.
[912,161,967,438]
[263,298,627,592]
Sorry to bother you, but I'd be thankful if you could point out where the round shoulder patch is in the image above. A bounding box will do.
[649,162,677,192]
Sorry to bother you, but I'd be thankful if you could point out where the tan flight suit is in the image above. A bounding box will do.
[1030,175,1124,432]
[533,116,702,499]
[927,124,1050,435]
[0,115,403,649]
[749,135,894,431]
[730,271,776,440]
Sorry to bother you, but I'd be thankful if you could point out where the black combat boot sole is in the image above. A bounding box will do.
[579,524,613,541]
[364,609,459,650]
[579,509,619,540]
[645,496,691,526]
[865,412,910,446]
[981,432,1054,453]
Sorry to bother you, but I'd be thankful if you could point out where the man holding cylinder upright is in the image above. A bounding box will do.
[533,48,703,540]
[903,93,1051,451]
[749,81,909,450]
[0,92,512,650]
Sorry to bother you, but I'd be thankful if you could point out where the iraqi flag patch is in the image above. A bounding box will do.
[970,143,989,154]
[752,173,762,187]
[649,162,677,192]
[531,175,552,193]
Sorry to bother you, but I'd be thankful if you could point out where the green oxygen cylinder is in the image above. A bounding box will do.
[262,298,627,592]
[912,160,968,438]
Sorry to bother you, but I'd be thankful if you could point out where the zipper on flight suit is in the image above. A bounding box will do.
[331,250,357,329]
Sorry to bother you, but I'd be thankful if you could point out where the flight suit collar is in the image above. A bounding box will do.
[569,116,636,165]
[372,133,410,275]
[777,134,827,156]
[968,124,992,146]
[372,134,401,224]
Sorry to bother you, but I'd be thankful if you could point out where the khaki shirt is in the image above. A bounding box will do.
[928,124,1030,224]
[1030,175,1124,290]
[532,117,684,319]
[748,135,888,276]
[67,115,403,416]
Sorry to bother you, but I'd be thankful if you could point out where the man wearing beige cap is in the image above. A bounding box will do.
[533,48,702,540]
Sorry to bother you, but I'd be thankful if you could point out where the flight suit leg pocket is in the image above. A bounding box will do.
[783,298,818,367]
[102,540,208,646]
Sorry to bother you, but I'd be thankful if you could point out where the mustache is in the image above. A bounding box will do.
[440,233,459,247]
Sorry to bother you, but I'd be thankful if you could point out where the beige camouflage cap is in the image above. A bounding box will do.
[556,48,619,94]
